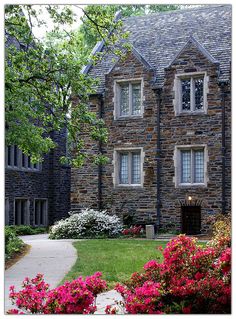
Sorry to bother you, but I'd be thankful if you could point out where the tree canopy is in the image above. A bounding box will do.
[5,5,127,166]
[5,4,179,167]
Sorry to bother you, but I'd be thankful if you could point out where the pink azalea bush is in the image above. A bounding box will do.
[115,231,231,314]
[8,272,107,314]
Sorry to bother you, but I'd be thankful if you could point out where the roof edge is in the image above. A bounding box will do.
[81,10,122,75]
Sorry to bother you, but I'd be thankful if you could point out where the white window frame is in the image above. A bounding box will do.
[14,198,30,225]
[113,78,144,120]
[173,72,209,116]
[173,145,208,188]
[5,145,42,172]
[112,147,145,187]
[33,198,48,227]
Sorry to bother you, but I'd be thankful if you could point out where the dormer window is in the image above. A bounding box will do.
[114,79,144,119]
[174,72,208,115]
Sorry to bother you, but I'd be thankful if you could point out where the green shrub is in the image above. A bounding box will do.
[8,225,47,236]
[5,227,24,260]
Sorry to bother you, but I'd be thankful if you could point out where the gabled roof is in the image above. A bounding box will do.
[105,45,153,75]
[167,35,220,68]
[87,5,231,92]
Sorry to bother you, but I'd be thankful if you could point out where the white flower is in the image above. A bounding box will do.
[49,208,123,239]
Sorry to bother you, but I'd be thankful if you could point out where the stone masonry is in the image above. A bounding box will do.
[71,5,231,234]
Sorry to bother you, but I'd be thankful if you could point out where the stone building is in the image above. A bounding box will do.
[5,23,71,227]
[71,5,231,234]
[5,130,71,226]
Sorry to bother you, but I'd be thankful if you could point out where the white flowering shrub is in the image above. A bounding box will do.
[49,209,123,239]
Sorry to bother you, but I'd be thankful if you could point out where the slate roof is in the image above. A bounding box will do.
[85,5,231,92]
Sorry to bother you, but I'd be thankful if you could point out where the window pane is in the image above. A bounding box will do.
[132,84,141,115]
[35,201,39,225]
[28,156,31,168]
[22,153,26,167]
[131,153,141,184]
[194,150,204,183]
[21,200,25,224]
[7,146,12,166]
[181,79,191,111]
[181,151,191,183]
[14,145,18,166]
[120,85,129,116]
[15,201,21,225]
[40,202,44,225]
[120,153,129,184]
[194,78,204,110]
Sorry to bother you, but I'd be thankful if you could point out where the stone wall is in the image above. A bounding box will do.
[71,51,158,224]
[160,42,230,232]
[5,129,71,226]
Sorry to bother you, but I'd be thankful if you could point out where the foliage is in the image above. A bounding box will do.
[7,225,47,235]
[5,227,24,260]
[115,232,231,314]
[206,214,231,252]
[8,272,107,314]
[122,225,144,237]
[79,4,180,53]
[49,209,122,239]
[5,5,126,166]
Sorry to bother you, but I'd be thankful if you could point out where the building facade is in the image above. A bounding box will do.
[71,5,231,234]
[5,129,71,226]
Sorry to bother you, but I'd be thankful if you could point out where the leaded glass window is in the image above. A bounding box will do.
[120,85,129,116]
[131,153,141,184]
[132,84,141,115]
[194,78,204,110]
[180,75,205,112]
[180,148,205,184]
[181,151,191,183]
[194,150,204,183]
[118,150,142,185]
[117,81,142,118]
[181,79,191,111]
[120,153,129,184]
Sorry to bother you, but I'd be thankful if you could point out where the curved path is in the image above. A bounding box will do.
[5,234,77,313]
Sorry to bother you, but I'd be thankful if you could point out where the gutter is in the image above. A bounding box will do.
[97,93,104,211]
[153,87,162,227]
[218,80,228,215]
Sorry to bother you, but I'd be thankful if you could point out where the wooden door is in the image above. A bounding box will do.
[181,206,201,235]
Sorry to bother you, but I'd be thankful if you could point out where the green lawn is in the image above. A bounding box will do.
[62,239,167,288]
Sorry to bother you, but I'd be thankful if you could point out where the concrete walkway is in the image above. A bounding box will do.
[4,234,123,314]
[5,234,77,313]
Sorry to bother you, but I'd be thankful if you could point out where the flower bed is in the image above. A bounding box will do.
[8,272,107,314]
[122,225,144,237]
[8,214,231,314]
[113,216,231,314]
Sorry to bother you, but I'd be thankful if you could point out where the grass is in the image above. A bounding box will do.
[62,239,167,288]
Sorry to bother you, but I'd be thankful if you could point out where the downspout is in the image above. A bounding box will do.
[153,87,162,227]
[219,81,228,215]
[98,93,104,211]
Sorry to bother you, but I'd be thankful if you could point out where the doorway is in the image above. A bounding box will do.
[181,205,201,235]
